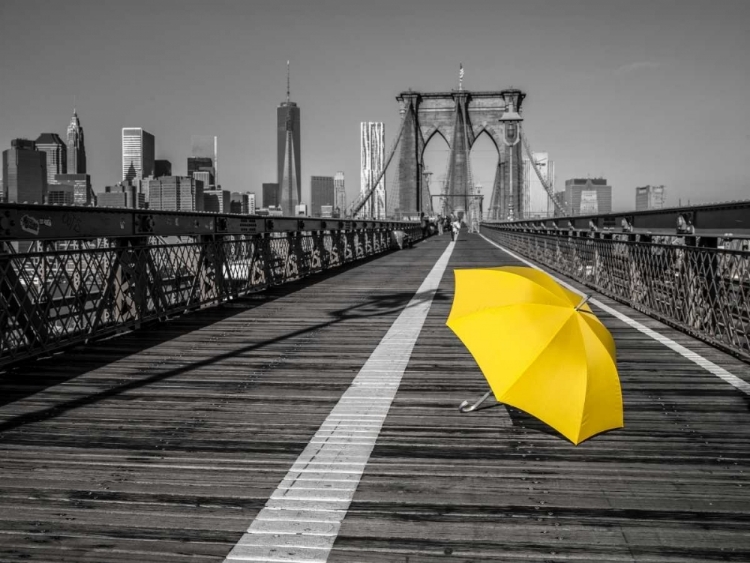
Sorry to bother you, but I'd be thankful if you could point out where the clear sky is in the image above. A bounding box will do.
[1,0,748,211]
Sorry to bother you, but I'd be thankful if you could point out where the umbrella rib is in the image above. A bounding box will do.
[574,294,591,311]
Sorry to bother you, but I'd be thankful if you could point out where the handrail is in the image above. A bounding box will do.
[483,199,750,238]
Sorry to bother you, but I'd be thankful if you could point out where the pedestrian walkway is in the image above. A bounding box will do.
[0,232,749,562]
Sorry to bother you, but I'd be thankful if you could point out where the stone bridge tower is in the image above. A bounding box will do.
[395,89,526,223]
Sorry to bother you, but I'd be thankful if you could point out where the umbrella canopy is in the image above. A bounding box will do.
[446,266,623,444]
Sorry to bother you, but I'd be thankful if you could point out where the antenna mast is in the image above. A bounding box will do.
[286,60,290,103]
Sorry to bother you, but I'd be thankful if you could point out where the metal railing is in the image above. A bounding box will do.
[482,217,750,362]
[0,203,425,368]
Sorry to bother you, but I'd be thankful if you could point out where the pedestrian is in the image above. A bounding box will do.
[451,218,460,241]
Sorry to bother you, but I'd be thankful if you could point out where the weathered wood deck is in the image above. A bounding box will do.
[0,233,749,562]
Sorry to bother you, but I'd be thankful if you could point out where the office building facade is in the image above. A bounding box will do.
[564,178,612,216]
[148,176,204,211]
[204,189,230,213]
[334,171,346,216]
[122,128,155,182]
[67,108,86,174]
[47,185,75,205]
[263,182,279,208]
[229,191,256,214]
[193,170,212,190]
[2,139,47,204]
[98,183,144,209]
[52,174,93,205]
[35,133,67,183]
[636,185,666,211]
[188,157,214,185]
[310,176,335,217]
[360,122,386,219]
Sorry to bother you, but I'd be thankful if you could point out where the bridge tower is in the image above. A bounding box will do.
[393,88,525,226]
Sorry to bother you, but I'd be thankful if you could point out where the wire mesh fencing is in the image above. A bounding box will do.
[481,225,750,361]
[0,225,413,368]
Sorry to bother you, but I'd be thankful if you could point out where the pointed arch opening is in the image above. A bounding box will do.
[421,128,451,215]
[469,130,501,221]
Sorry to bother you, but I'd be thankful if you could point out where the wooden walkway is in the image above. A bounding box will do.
[1,233,749,562]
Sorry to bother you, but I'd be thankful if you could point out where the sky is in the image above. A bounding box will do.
[1,0,749,212]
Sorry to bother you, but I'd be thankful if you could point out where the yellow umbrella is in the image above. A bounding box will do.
[446,266,623,445]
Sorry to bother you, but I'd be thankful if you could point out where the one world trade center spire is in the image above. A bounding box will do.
[277,60,301,215]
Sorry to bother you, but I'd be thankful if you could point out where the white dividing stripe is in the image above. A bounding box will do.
[480,233,750,396]
[224,242,455,562]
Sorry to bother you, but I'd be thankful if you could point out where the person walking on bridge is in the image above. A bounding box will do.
[451,218,460,241]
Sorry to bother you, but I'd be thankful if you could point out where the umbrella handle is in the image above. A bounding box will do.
[459,390,493,413]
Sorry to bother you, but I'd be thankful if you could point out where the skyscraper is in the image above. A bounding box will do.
[310,176,335,217]
[191,135,218,186]
[35,133,67,183]
[360,122,386,219]
[122,128,155,182]
[2,139,47,204]
[334,171,346,216]
[67,108,86,174]
[278,61,301,215]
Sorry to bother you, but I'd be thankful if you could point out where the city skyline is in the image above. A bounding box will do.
[1,0,748,212]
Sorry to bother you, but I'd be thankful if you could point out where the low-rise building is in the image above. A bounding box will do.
[635,185,666,211]
[97,183,144,209]
[204,189,230,213]
[563,178,612,216]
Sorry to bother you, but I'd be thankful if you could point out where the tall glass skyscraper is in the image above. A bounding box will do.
[122,128,155,182]
[277,62,301,216]
[67,108,86,174]
[360,122,386,219]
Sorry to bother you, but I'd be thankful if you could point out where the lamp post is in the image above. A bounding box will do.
[499,106,523,221]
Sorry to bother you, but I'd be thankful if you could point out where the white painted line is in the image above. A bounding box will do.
[224,242,456,562]
[480,233,750,396]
